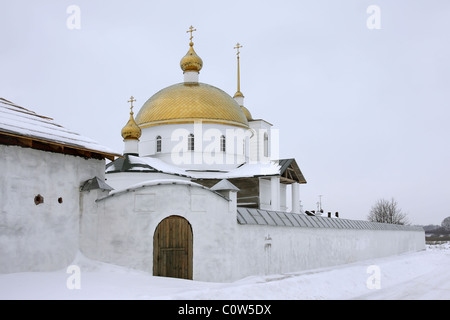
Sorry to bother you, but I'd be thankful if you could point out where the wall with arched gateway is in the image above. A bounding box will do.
[79,180,425,283]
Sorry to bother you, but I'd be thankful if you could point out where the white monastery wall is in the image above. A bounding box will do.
[233,223,425,281]
[79,179,425,283]
[0,145,105,273]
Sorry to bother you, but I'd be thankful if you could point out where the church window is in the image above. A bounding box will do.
[264,132,269,157]
[188,134,194,151]
[220,135,226,152]
[156,136,162,153]
[58,197,63,204]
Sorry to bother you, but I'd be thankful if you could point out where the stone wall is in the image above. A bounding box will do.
[0,145,104,273]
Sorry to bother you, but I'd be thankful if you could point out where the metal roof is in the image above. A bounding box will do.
[237,208,424,231]
[211,179,240,192]
[105,154,158,173]
[80,176,114,192]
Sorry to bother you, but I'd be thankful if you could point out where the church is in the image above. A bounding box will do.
[0,27,424,282]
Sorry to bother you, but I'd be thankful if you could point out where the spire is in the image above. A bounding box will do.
[180,26,203,81]
[121,96,141,156]
[233,43,252,120]
[233,43,244,100]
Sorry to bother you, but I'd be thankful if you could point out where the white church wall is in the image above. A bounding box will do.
[139,123,250,170]
[0,145,105,273]
[280,184,287,212]
[259,178,271,210]
[249,120,272,163]
[233,223,425,280]
[80,183,237,282]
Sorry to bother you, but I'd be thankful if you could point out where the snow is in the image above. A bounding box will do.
[1,243,449,300]
[110,155,282,180]
[106,179,209,197]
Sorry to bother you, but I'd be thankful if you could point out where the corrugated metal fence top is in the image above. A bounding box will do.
[236,208,424,231]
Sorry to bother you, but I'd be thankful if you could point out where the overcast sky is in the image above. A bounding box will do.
[1,0,449,225]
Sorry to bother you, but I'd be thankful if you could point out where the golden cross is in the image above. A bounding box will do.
[128,96,136,112]
[234,43,243,56]
[186,25,197,42]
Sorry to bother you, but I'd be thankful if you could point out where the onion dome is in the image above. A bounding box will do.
[180,41,203,73]
[121,98,141,140]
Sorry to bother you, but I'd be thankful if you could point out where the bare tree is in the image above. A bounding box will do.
[367,198,410,225]
[442,216,450,231]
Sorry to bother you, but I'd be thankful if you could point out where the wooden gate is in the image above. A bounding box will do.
[153,216,193,280]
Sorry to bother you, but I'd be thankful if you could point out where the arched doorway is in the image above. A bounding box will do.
[153,215,193,280]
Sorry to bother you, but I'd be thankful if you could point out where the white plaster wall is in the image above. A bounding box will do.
[0,145,105,273]
[259,178,271,210]
[139,123,250,170]
[80,183,237,282]
[249,120,272,163]
[280,184,287,212]
[233,224,425,280]
[105,171,190,191]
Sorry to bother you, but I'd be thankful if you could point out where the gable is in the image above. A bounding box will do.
[278,159,307,184]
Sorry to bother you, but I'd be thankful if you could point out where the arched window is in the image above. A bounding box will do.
[188,134,194,151]
[263,132,269,157]
[156,136,162,153]
[220,135,226,152]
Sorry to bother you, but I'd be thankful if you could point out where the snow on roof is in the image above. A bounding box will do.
[0,98,120,159]
[110,155,282,179]
[187,161,281,179]
[99,178,228,201]
[125,156,192,176]
[211,179,240,191]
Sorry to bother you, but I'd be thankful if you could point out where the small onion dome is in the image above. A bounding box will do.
[240,106,253,121]
[180,42,203,73]
[121,110,141,140]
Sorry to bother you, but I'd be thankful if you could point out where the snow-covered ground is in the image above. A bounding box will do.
[1,242,449,300]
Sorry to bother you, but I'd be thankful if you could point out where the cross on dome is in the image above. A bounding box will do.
[128,96,136,113]
[234,43,243,56]
[186,25,197,42]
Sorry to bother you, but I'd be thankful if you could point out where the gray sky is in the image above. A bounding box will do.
[2,0,449,225]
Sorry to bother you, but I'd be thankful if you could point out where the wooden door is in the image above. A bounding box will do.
[153,216,193,280]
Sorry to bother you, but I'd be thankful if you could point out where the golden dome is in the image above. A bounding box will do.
[240,106,253,121]
[180,42,203,73]
[121,109,141,140]
[135,82,249,128]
